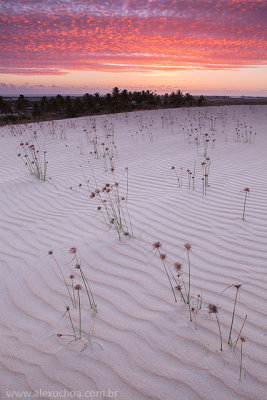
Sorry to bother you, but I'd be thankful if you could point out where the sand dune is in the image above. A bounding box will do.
[0,105,266,399]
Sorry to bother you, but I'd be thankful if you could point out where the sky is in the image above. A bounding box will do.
[0,0,266,96]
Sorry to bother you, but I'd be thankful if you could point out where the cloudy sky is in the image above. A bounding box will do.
[0,0,266,95]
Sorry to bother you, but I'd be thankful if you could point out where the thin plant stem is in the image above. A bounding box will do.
[216,313,223,351]
[239,342,243,381]
[126,167,129,202]
[80,268,97,311]
[67,308,77,341]
[74,254,97,312]
[51,254,75,307]
[193,309,197,330]
[77,289,82,339]
[242,191,248,221]
[187,250,191,304]
[233,315,247,349]
[161,259,177,302]
[228,287,239,346]
[71,280,76,307]
[188,302,192,322]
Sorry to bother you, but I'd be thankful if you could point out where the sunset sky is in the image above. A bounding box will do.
[0,0,266,96]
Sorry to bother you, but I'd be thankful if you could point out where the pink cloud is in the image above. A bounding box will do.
[0,0,266,74]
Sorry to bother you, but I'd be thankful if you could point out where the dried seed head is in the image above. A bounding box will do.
[75,264,80,269]
[159,253,166,260]
[48,250,53,255]
[57,333,62,337]
[69,274,75,279]
[175,285,182,291]
[171,166,175,170]
[240,336,246,343]
[75,284,82,290]
[208,304,218,314]
[174,262,182,271]
[243,187,250,192]
[69,247,77,254]
[184,243,191,251]
[234,284,242,290]
[152,241,162,249]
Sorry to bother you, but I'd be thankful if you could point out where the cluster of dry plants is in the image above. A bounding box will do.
[18,141,48,181]
[49,247,100,352]
[152,241,248,381]
[171,157,211,196]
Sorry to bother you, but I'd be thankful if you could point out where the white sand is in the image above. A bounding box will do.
[0,105,266,400]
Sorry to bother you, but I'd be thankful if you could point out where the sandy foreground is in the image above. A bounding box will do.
[0,105,266,400]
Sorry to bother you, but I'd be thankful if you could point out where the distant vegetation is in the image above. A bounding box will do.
[0,87,266,125]
[0,88,202,125]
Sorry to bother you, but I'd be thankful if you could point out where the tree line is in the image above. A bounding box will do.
[0,88,205,124]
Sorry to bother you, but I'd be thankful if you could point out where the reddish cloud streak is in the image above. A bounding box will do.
[0,0,266,74]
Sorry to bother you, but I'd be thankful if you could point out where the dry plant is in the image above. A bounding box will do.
[239,336,246,381]
[87,167,133,240]
[152,242,178,303]
[18,142,48,181]
[203,133,210,157]
[49,248,99,352]
[208,304,223,351]
[184,243,192,304]
[222,283,245,347]
[69,247,97,312]
[242,187,250,221]
[171,166,183,188]
[152,242,197,323]
[233,314,247,349]
[201,157,211,196]
[184,243,193,321]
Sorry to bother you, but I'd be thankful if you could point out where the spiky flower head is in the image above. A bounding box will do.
[208,304,218,314]
[75,284,82,290]
[174,262,182,271]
